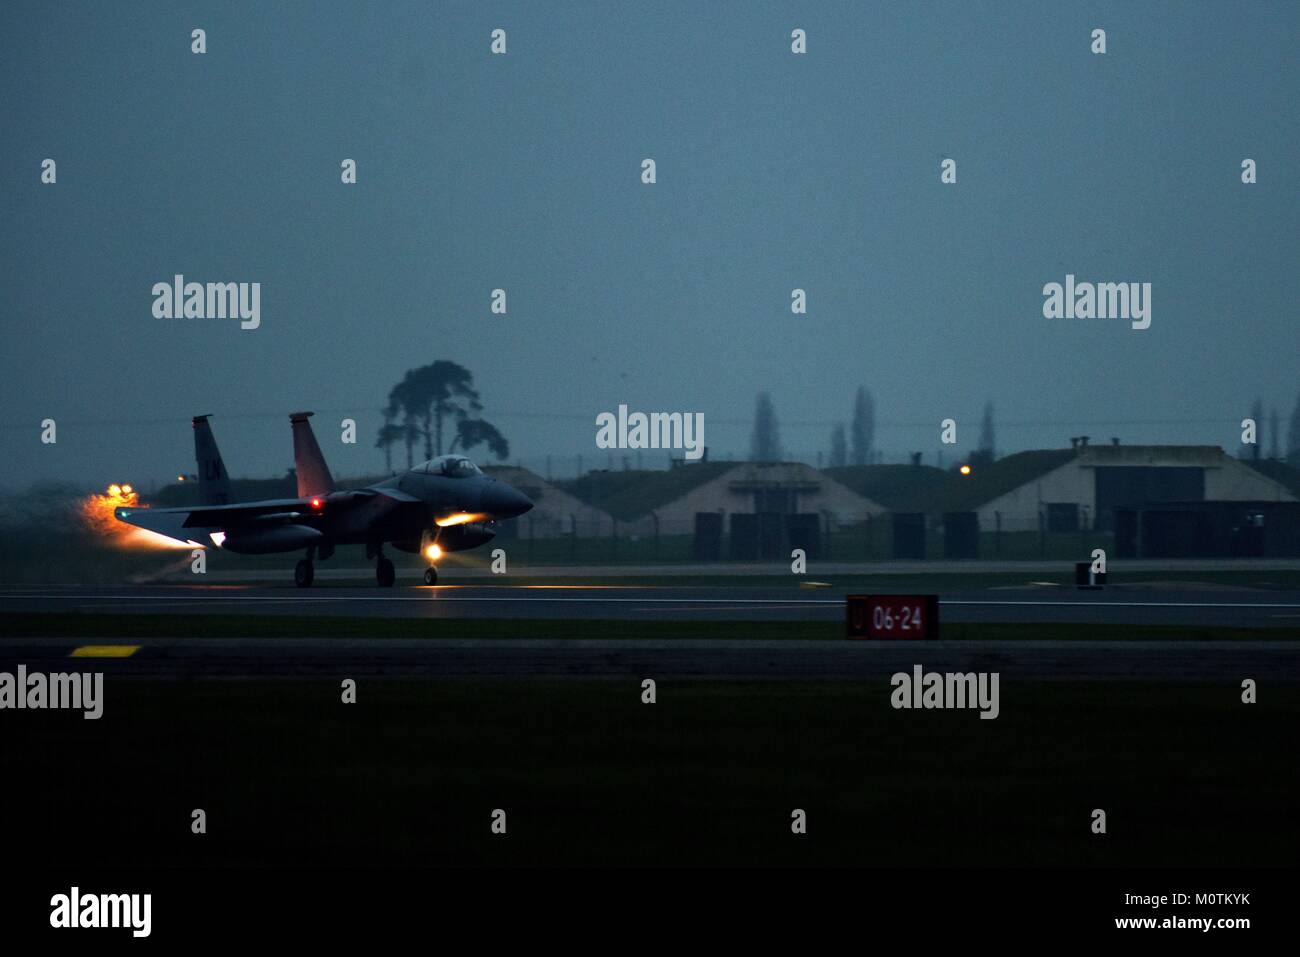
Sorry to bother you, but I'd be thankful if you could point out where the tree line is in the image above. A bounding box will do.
[751,388,1300,468]
[751,388,995,468]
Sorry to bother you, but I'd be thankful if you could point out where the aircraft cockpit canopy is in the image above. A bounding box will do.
[417,455,482,478]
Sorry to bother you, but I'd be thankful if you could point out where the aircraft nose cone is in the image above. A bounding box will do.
[486,483,532,519]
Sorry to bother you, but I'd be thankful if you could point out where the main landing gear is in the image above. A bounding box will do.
[365,541,396,587]
[295,543,317,588]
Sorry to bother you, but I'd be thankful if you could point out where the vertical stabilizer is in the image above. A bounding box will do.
[192,415,231,505]
[289,411,336,498]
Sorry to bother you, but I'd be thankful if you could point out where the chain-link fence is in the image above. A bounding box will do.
[492,511,1119,565]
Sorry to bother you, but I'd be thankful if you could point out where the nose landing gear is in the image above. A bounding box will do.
[419,529,441,587]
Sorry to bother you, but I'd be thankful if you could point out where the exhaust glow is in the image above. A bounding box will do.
[81,484,194,550]
[434,512,488,527]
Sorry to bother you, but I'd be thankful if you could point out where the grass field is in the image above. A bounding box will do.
[2,677,1294,867]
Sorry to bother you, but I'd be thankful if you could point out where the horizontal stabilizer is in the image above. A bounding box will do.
[113,507,220,548]
[115,496,322,545]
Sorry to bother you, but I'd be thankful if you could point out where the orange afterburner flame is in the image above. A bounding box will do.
[434,512,489,528]
[80,484,192,550]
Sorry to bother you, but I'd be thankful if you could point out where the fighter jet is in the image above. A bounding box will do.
[114,412,532,587]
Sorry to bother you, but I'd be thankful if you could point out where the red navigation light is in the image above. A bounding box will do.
[310,497,322,509]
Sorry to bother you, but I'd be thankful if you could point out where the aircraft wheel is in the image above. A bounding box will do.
[295,559,314,588]
[376,557,395,587]
[423,566,438,586]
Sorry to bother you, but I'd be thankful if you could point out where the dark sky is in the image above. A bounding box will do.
[2,1,1296,489]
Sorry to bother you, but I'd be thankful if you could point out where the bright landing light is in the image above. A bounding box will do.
[424,544,442,561]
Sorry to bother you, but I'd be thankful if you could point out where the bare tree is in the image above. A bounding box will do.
[1287,391,1300,466]
[979,401,996,458]
[850,387,874,466]
[750,392,782,461]
[829,422,847,468]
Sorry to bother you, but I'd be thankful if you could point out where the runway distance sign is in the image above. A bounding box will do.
[845,594,939,639]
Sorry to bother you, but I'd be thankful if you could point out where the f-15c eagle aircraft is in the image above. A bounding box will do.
[115,412,532,587]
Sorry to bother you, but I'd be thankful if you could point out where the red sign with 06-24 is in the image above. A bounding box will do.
[845,594,939,639]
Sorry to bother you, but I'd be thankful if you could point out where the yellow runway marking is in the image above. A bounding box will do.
[69,645,141,658]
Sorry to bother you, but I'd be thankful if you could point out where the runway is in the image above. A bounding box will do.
[1,636,1297,680]
[4,584,1298,680]
[3,583,1300,627]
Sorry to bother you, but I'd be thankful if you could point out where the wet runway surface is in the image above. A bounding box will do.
[1,635,1297,680]
[4,583,1297,681]
[4,583,1300,627]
